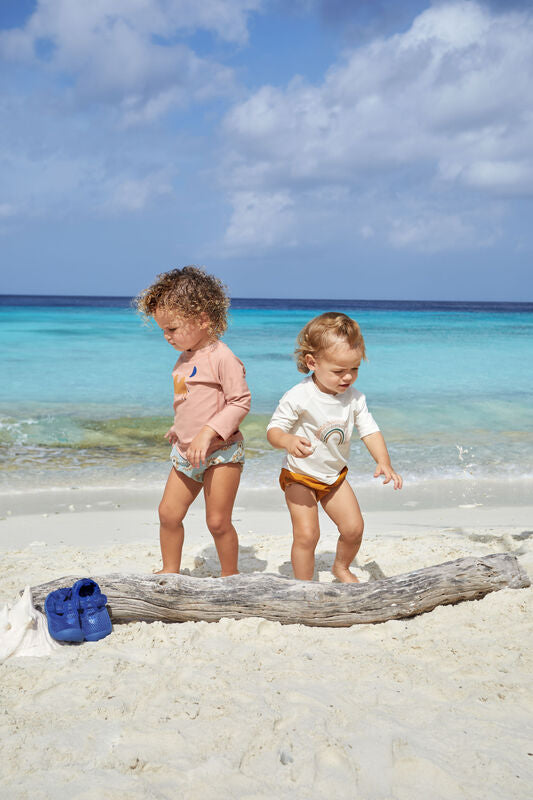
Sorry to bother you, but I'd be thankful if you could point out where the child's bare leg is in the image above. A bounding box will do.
[203,463,242,576]
[285,483,320,580]
[321,480,363,583]
[157,468,202,573]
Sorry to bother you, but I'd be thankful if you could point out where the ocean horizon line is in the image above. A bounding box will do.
[1,293,532,312]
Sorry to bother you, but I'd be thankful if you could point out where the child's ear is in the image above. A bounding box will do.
[198,312,211,330]
[305,354,316,372]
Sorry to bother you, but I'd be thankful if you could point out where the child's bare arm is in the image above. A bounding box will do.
[361,431,402,489]
[267,427,313,458]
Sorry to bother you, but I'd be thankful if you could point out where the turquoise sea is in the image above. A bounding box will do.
[1,296,532,502]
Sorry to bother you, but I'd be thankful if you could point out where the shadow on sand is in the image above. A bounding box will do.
[182,544,386,582]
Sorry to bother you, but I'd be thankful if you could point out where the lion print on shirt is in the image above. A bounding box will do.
[173,366,198,398]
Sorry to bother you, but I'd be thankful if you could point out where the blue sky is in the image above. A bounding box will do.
[1,0,532,301]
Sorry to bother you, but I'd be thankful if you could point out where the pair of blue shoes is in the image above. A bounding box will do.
[44,578,112,643]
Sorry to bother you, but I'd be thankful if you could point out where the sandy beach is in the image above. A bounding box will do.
[1,485,532,799]
[2,0,533,795]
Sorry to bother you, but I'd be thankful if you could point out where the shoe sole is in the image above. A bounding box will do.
[48,626,84,642]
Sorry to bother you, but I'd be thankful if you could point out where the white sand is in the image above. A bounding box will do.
[0,486,532,799]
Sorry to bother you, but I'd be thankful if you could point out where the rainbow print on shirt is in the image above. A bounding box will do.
[316,421,347,445]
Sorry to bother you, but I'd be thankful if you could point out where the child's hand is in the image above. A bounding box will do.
[186,426,217,468]
[374,463,403,490]
[286,435,314,458]
[164,428,179,445]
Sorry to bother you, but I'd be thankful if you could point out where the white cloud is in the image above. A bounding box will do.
[462,160,533,195]
[106,172,173,212]
[1,151,94,218]
[1,144,175,219]
[360,225,375,239]
[388,209,496,252]
[221,1,533,252]
[0,0,261,121]
[0,0,264,222]
[0,203,17,218]
[224,190,295,249]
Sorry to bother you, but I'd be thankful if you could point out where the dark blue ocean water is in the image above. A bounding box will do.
[1,295,532,491]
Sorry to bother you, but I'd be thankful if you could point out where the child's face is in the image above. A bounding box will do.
[306,342,362,395]
[154,308,212,352]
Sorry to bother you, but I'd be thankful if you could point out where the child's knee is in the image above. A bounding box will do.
[293,524,320,550]
[340,518,364,543]
[206,513,231,537]
[158,500,185,528]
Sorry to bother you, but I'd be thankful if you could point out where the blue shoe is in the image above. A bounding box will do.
[44,587,84,642]
[72,579,112,642]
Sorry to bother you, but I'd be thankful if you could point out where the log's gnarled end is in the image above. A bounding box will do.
[499,555,531,589]
[29,552,530,628]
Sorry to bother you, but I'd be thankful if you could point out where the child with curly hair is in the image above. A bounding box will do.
[136,266,251,576]
[267,312,401,583]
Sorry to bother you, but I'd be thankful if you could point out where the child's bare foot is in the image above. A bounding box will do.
[332,563,360,583]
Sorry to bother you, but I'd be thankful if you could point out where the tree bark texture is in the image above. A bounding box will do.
[30,553,530,628]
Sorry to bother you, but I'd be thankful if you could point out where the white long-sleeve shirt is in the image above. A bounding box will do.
[267,376,380,484]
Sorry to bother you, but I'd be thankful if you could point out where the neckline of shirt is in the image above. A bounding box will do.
[305,375,350,402]
[183,339,219,355]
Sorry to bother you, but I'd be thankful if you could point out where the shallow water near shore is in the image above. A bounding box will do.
[1,295,532,494]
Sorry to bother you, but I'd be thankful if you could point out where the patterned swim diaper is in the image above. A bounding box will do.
[171,440,245,483]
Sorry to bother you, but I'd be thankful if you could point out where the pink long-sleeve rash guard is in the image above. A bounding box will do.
[170,339,251,458]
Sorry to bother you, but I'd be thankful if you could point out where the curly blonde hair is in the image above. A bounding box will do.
[295,312,367,373]
[135,266,230,337]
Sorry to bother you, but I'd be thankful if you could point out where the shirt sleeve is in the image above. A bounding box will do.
[266,389,301,433]
[354,393,380,439]
[207,350,251,441]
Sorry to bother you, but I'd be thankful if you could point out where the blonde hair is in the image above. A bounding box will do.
[295,312,367,373]
[135,266,230,337]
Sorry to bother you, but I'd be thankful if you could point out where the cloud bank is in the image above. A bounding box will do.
[0,0,263,120]
[222,1,533,252]
[1,0,532,272]
[0,0,264,221]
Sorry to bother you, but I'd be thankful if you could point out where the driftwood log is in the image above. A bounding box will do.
[30,553,529,628]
